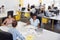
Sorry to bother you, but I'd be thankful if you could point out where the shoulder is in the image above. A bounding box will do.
[36,19,39,21]
[5,18,9,21]
[30,18,33,20]
[36,19,40,22]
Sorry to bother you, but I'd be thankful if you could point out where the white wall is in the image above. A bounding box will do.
[0,0,60,10]
[42,0,53,10]
[43,0,60,10]
[0,0,19,10]
[23,0,40,7]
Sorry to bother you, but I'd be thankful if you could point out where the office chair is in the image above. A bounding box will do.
[0,31,13,40]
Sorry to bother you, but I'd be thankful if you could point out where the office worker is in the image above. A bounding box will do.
[27,4,30,11]
[0,7,1,13]
[1,5,5,13]
[27,14,40,28]
[18,4,21,11]
[48,6,52,12]
[51,4,54,9]
[30,5,36,17]
[2,15,15,26]
[8,20,25,40]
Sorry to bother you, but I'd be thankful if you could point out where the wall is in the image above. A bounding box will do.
[0,0,19,10]
[42,0,60,10]
[23,0,40,7]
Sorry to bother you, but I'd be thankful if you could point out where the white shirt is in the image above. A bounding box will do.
[30,18,40,27]
[1,8,5,13]
[30,8,36,14]
[18,7,21,11]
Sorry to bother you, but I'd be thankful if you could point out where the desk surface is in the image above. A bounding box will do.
[37,13,60,20]
[0,21,60,40]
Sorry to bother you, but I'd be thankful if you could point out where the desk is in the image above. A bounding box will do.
[37,13,60,30]
[0,21,60,40]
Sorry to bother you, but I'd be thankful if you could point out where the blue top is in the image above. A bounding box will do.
[8,27,25,40]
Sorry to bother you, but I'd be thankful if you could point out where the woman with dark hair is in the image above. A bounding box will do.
[8,20,25,40]
[27,14,40,28]
[48,6,52,12]
[2,15,15,26]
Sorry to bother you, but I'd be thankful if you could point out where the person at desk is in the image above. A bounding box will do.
[30,5,36,17]
[1,5,5,13]
[48,6,52,12]
[51,4,55,9]
[0,7,1,13]
[27,14,40,28]
[27,4,30,11]
[18,4,21,11]
[8,20,25,40]
[2,15,15,26]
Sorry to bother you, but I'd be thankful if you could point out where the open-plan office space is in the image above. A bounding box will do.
[0,0,60,40]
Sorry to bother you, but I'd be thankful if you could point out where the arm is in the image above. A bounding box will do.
[16,30,25,40]
[26,18,31,25]
[2,19,7,26]
[37,19,40,28]
[38,23,40,28]
[27,21,31,25]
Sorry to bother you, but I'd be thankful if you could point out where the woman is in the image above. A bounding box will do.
[8,20,25,40]
[27,14,40,28]
[2,15,15,26]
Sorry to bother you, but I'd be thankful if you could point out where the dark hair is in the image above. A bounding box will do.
[12,20,17,27]
[2,5,4,7]
[32,14,37,18]
[31,5,35,9]
[7,15,13,18]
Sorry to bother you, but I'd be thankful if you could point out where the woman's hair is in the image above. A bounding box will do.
[32,14,37,18]
[12,20,17,27]
[2,5,4,7]
[7,15,13,18]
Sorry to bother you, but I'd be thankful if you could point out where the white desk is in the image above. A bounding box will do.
[37,13,60,30]
[0,21,60,40]
[37,13,60,20]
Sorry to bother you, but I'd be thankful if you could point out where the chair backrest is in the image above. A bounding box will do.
[7,11,13,17]
[0,31,13,40]
[54,10,59,15]
[21,7,25,11]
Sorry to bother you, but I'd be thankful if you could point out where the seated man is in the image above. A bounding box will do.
[8,20,25,40]
[27,14,40,28]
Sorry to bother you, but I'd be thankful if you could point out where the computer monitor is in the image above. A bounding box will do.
[21,7,25,11]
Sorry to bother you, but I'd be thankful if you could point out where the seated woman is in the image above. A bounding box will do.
[27,14,40,28]
[8,20,25,40]
[2,15,15,26]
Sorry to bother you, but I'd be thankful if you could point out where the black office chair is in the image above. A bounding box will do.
[0,31,13,40]
[54,10,59,15]
[7,11,13,17]
[21,7,25,11]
